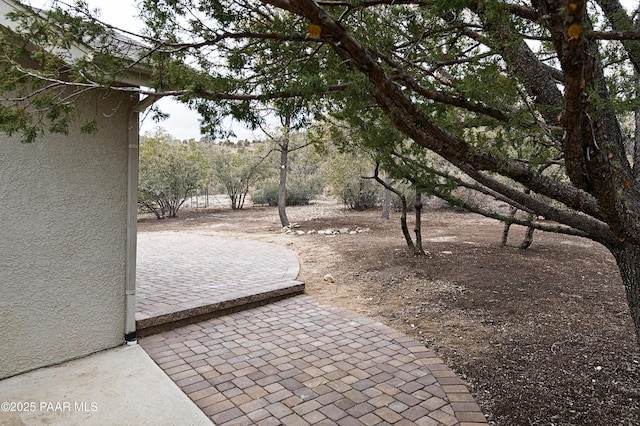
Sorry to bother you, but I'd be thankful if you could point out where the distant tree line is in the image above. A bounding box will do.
[137,126,403,219]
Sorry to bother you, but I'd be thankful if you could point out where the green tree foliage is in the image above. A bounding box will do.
[318,141,380,210]
[205,145,271,210]
[138,129,207,219]
[4,0,640,345]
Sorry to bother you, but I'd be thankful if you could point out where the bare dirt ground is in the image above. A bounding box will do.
[138,198,640,426]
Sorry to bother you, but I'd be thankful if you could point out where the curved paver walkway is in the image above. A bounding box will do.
[137,232,487,425]
[136,232,303,330]
[140,296,486,425]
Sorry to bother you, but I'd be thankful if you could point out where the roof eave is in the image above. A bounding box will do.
[0,0,153,88]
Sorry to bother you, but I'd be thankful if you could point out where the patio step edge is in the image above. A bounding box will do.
[136,281,305,337]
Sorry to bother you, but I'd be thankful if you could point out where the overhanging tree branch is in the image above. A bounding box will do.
[266,0,614,238]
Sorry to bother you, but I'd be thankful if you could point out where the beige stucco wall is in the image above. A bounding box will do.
[0,91,138,379]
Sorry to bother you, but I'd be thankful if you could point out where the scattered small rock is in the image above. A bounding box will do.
[281,223,372,237]
[323,274,335,283]
[282,223,301,233]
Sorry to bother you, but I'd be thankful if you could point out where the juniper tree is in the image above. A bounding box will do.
[3,0,640,345]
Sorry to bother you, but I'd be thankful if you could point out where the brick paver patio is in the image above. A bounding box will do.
[136,232,303,332]
[137,231,487,425]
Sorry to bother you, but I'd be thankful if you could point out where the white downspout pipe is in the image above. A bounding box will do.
[125,94,162,345]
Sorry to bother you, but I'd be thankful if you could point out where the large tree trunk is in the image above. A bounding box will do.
[278,122,291,228]
[635,71,640,182]
[611,243,640,345]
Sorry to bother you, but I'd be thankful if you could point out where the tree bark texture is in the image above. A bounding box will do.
[635,71,640,182]
[611,244,640,345]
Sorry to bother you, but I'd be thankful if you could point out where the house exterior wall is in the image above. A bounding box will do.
[0,90,138,379]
